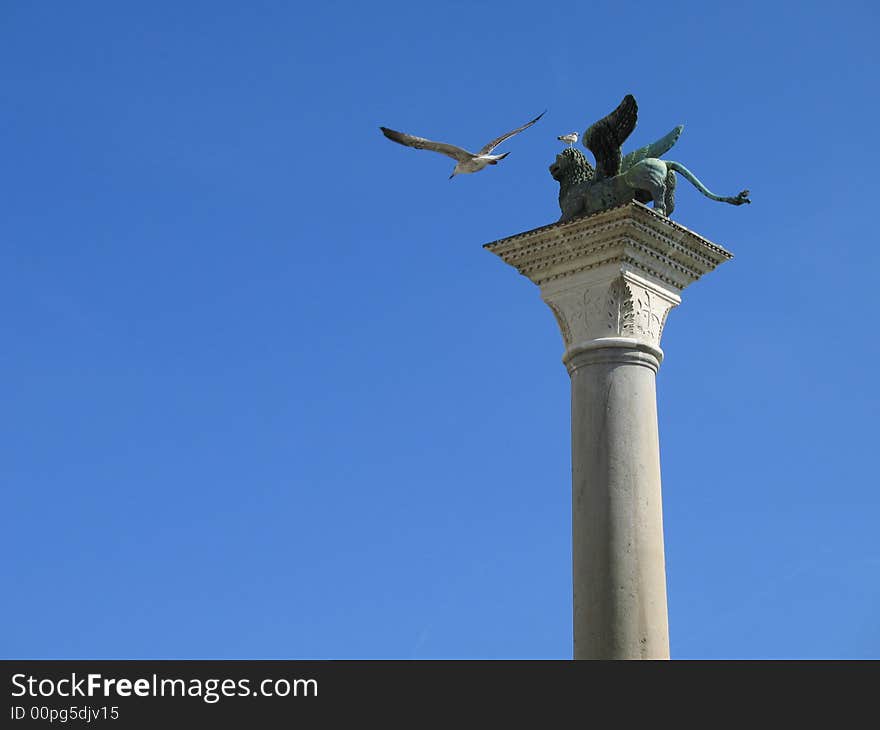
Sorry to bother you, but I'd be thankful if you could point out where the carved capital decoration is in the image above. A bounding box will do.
[542,275,676,352]
[484,202,732,361]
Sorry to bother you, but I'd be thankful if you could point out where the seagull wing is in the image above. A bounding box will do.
[478,111,546,155]
[380,127,474,162]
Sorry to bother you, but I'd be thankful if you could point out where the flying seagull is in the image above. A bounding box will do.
[380,111,545,179]
[558,132,578,147]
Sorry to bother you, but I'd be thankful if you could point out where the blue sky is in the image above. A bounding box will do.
[2,0,878,659]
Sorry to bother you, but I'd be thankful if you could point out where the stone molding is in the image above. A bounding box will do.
[484,201,732,289]
[563,338,663,376]
[484,202,733,360]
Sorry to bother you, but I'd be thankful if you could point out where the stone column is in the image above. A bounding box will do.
[484,202,732,659]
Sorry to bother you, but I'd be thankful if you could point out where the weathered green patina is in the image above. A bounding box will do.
[550,95,750,221]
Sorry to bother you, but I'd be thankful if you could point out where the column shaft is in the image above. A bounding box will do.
[568,344,669,659]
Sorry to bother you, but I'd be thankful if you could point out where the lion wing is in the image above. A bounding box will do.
[583,94,638,178]
[621,125,684,173]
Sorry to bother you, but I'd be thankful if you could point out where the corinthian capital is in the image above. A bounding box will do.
[543,274,677,353]
[484,202,733,361]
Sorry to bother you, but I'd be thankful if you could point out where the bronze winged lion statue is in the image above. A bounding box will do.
[550,94,750,221]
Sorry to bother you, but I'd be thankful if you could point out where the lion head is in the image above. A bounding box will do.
[549,148,594,193]
[549,148,595,215]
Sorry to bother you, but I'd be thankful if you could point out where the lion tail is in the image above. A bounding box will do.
[665,161,750,206]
